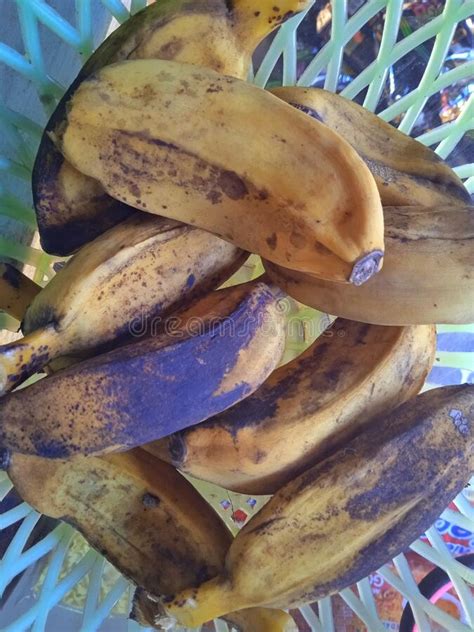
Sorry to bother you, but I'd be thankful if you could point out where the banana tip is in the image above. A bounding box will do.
[350,251,383,286]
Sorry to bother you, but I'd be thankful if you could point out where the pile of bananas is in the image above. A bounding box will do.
[0,1,473,630]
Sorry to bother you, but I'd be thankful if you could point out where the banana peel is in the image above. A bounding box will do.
[3,448,296,632]
[155,384,474,626]
[0,281,286,457]
[265,205,474,325]
[33,0,313,255]
[58,58,385,283]
[0,214,245,394]
[149,319,435,494]
[272,87,471,208]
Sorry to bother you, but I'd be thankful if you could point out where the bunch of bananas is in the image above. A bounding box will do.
[0,1,472,630]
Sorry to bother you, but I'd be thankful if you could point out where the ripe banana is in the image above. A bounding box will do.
[0,264,39,321]
[0,280,286,458]
[3,448,296,632]
[0,214,245,394]
[265,205,474,325]
[154,384,473,627]
[149,319,435,494]
[58,58,385,284]
[272,87,471,208]
[34,0,313,255]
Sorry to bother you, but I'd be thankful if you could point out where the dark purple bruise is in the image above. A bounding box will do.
[6,286,277,457]
[190,329,338,438]
[1,264,22,289]
[117,306,264,445]
[29,433,73,459]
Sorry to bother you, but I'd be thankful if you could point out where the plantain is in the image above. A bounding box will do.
[0,280,286,458]
[265,205,474,325]
[272,87,471,208]
[153,384,474,627]
[149,319,435,494]
[0,214,245,394]
[0,264,39,321]
[34,0,313,255]
[3,448,296,632]
[58,58,384,284]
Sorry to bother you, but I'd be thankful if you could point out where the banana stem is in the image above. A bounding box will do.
[0,326,60,395]
[163,576,239,628]
[232,0,312,48]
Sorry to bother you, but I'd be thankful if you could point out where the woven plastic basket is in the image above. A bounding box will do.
[0,1,473,630]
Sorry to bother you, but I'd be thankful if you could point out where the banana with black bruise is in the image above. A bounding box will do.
[265,205,474,325]
[154,385,474,627]
[0,214,245,394]
[58,59,384,284]
[0,281,286,458]
[149,319,435,494]
[3,448,296,632]
[272,87,471,208]
[33,0,314,255]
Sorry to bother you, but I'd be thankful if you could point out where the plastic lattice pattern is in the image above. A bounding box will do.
[0,1,473,630]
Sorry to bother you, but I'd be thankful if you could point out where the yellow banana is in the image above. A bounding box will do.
[58,58,384,283]
[0,280,286,457]
[3,448,296,632]
[149,319,435,494]
[34,0,313,255]
[272,87,471,208]
[0,264,39,321]
[265,205,474,325]
[154,384,474,627]
[0,214,245,394]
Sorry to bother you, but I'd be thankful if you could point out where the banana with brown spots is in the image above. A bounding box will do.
[0,281,286,457]
[3,448,296,632]
[153,384,473,627]
[0,214,245,395]
[57,58,384,284]
[34,0,313,255]
[265,205,474,325]
[149,319,435,494]
[272,87,471,208]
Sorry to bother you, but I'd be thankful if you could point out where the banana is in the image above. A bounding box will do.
[58,58,385,284]
[3,448,296,632]
[149,319,435,494]
[0,280,286,458]
[0,264,39,321]
[0,214,245,394]
[265,205,474,325]
[34,0,313,255]
[272,87,471,208]
[153,384,474,627]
